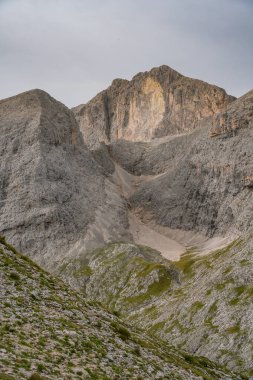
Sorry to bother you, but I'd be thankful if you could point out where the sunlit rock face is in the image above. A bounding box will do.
[73,65,235,148]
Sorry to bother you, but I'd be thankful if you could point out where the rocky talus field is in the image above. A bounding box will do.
[0,65,253,379]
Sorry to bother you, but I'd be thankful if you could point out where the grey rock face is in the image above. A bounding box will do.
[73,65,235,148]
[109,90,253,237]
[0,90,107,266]
[128,93,253,235]
[210,89,253,137]
[0,68,253,377]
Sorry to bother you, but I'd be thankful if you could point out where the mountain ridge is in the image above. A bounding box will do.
[0,65,252,377]
[72,65,235,148]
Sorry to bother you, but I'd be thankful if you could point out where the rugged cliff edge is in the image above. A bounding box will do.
[0,90,108,266]
[73,65,235,148]
[127,91,253,237]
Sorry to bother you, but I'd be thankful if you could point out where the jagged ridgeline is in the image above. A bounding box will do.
[0,65,253,379]
[72,65,235,148]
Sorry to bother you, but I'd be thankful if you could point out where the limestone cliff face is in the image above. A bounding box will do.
[0,90,106,265]
[73,65,235,148]
[210,89,253,137]
[109,89,253,237]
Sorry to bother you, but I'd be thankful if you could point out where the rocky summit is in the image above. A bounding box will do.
[0,90,107,267]
[0,65,253,379]
[73,65,235,147]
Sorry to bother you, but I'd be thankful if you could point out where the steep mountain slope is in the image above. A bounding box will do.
[210,89,253,138]
[73,65,235,148]
[0,90,131,267]
[60,238,253,376]
[0,70,242,264]
[109,89,253,237]
[58,242,179,304]
[60,76,253,375]
[1,68,253,378]
[0,237,242,380]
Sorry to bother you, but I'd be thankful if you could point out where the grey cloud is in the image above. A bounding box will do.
[0,0,252,107]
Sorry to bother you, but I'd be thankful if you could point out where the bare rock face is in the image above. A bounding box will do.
[73,65,235,148]
[109,89,253,238]
[0,90,108,266]
[210,89,253,137]
[1,68,253,377]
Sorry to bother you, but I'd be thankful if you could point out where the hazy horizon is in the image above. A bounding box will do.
[0,0,252,107]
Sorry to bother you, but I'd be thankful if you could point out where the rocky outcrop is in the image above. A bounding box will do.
[244,175,253,188]
[73,65,235,148]
[210,89,253,138]
[108,88,253,237]
[0,90,107,266]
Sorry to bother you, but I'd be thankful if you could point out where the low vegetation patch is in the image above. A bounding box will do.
[111,321,131,341]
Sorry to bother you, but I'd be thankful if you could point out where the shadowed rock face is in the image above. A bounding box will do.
[0,90,106,265]
[109,89,253,237]
[210,89,253,137]
[73,65,235,148]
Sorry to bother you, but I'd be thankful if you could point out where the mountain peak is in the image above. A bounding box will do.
[132,64,183,82]
[0,88,51,105]
[73,65,235,148]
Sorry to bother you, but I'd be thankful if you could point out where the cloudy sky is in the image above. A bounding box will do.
[0,0,252,107]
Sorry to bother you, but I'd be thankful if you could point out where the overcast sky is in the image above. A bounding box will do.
[0,0,252,107]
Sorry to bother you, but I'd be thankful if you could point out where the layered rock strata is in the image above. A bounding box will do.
[73,65,235,148]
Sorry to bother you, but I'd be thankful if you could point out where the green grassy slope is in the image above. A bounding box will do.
[0,237,242,380]
[58,240,253,377]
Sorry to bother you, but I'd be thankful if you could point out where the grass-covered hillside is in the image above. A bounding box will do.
[0,236,243,380]
[58,239,253,377]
